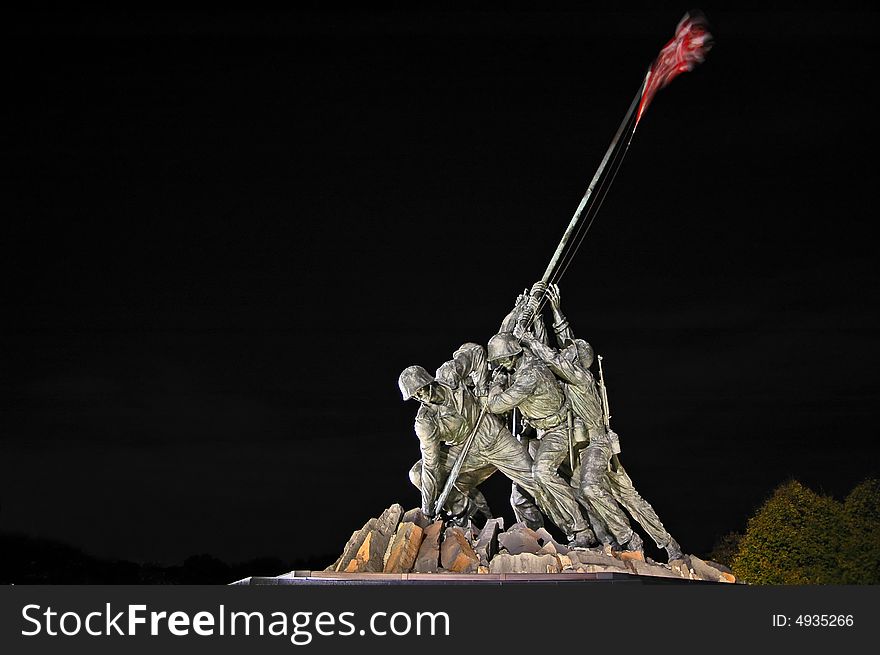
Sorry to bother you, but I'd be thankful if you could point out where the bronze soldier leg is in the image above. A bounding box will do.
[569,454,614,546]
[478,426,544,530]
[509,484,544,530]
[409,457,493,521]
[532,427,592,541]
[455,464,497,522]
[578,440,639,548]
[508,434,544,530]
[606,461,680,558]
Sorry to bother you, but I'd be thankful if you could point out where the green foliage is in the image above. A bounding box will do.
[708,531,742,569]
[731,478,880,585]
[732,480,842,584]
[839,478,880,584]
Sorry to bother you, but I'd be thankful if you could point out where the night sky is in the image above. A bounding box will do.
[3,8,879,568]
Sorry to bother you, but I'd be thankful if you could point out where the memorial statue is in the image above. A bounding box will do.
[392,11,710,562]
[524,282,684,561]
[298,12,717,583]
[399,343,544,530]
[486,329,598,548]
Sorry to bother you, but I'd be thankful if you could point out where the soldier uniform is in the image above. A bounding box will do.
[486,334,595,545]
[399,343,543,530]
[527,293,683,560]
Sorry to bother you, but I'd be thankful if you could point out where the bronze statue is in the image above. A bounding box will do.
[399,343,544,530]
[527,282,684,561]
[393,11,711,560]
[486,322,598,548]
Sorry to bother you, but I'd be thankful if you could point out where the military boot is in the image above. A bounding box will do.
[568,527,599,549]
[664,537,684,562]
[472,495,493,523]
[625,531,643,552]
[614,531,644,561]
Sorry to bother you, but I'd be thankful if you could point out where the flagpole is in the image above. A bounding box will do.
[539,77,646,286]
[536,11,711,288]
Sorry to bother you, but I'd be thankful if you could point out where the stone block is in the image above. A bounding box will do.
[669,559,694,579]
[505,522,540,540]
[617,549,645,563]
[704,559,733,575]
[489,553,561,574]
[474,518,503,567]
[625,559,684,580]
[535,527,570,555]
[498,523,541,555]
[333,504,403,573]
[401,507,432,530]
[702,559,736,582]
[413,520,443,573]
[441,526,480,573]
[383,522,424,573]
[343,531,375,572]
[567,549,627,570]
[687,555,726,582]
[538,542,560,556]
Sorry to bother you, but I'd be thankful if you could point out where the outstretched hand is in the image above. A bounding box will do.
[547,283,562,309]
[530,281,548,299]
[513,316,535,341]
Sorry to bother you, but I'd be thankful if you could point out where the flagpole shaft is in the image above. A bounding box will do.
[539,78,646,285]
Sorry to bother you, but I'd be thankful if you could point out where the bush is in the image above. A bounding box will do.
[732,478,880,585]
[708,531,742,569]
[840,478,880,584]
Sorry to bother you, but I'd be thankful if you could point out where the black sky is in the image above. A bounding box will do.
[2,8,879,567]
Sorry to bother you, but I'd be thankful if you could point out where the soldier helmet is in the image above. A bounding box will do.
[563,338,594,366]
[398,365,434,400]
[487,333,523,363]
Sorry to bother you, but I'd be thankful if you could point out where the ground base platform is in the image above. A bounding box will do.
[231,571,719,585]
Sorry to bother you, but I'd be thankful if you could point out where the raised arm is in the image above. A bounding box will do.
[523,336,592,386]
[499,290,532,333]
[435,342,489,396]
[547,284,595,368]
[488,367,537,415]
[547,283,575,347]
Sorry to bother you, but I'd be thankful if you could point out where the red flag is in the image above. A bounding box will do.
[636,12,713,126]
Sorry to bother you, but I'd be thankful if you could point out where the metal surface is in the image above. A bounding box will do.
[433,405,488,516]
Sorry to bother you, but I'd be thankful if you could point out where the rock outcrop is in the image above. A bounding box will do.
[383,521,424,573]
[319,504,738,583]
[440,527,480,573]
[413,519,443,573]
[326,504,403,573]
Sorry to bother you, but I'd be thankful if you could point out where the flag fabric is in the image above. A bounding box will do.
[636,12,713,126]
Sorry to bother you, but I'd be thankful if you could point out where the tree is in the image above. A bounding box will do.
[839,478,880,584]
[732,480,843,584]
[708,531,742,569]
[732,478,880,585]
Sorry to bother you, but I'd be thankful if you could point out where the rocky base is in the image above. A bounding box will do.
[318,504,737,583]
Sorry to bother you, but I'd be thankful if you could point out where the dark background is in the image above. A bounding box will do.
[2,7,878,575]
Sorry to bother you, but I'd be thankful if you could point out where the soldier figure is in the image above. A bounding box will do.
[526,283,684,561]
[486,327,598,548]
[399,343,544,530]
